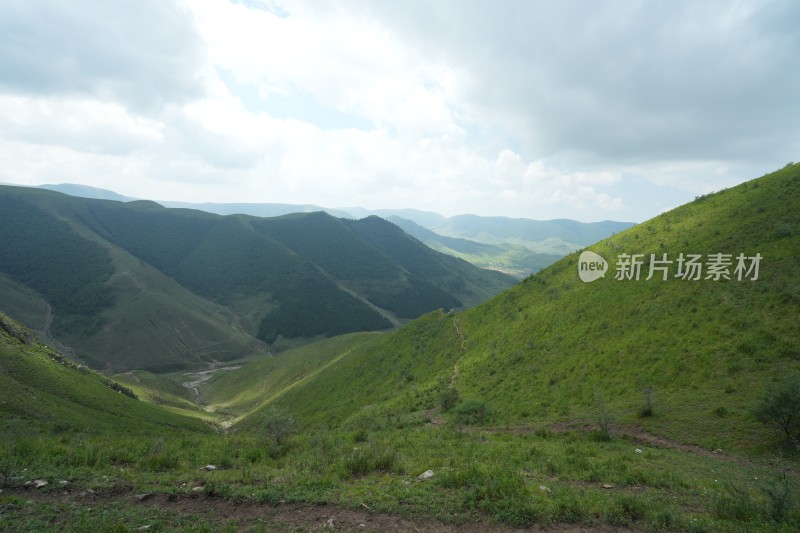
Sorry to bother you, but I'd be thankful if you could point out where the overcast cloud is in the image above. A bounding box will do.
[0,0,798,221]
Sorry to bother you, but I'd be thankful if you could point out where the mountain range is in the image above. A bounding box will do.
[0,186,513,372]
[38,183,634,277]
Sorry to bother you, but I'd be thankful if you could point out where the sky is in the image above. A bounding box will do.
[0,0,798,222]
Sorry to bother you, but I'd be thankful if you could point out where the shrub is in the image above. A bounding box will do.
[440,387,460,412]
[761,470,795,523]
[453,399,491,425]
[259,406,299,446]
[591,392,615,441]
[343,444,397,478]
[752,374,800,446]
[638,385,656,418]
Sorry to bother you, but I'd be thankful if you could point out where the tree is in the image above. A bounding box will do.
[753,374,800,446]
[260,406,298,446]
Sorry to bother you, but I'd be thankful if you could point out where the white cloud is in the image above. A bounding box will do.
[0,0,797,221]
[0,94,163,154]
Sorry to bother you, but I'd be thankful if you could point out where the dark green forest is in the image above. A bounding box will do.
[0,195,113,333]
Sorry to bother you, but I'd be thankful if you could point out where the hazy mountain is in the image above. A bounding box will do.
[388,215,564,278]
[38,183,137,202]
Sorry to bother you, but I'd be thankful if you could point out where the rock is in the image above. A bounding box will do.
[634,448,642,453]
[136,526,152,531]
[203,464,217,471]
[324,516,336,529]
[26,479,48,489]
[538,485,551,492]
[134,493,154,502]
[602,483,614,489]
[417,469,435,481]
[713,448,723,454]
[58,480,69,485]
[192,486,204,492]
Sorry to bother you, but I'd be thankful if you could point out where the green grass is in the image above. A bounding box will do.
[1,425,797,531]
[0,313,211,434]
[200,332,383,421]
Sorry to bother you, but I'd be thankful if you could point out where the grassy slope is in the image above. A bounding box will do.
[200,332,383,420]
[0,313,210,434]
[111,370,217,422]
[65,245,267,373]
[238,164,800,454]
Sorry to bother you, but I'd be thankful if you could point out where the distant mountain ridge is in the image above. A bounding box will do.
[0,186,514,372]
[36,183,634,276]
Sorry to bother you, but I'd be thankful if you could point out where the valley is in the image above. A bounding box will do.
[1,164,799,531]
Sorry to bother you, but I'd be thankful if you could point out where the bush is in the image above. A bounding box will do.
[638,385,656,418]
[343,444,397,478]
[259,406,299,446]
[440,387,460,412]
[591,392,615,441]
[753,374,800,446]
[453,399,491,425]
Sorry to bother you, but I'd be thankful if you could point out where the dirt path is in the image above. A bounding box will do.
[479,422,789,471]
[449,315,467,389]
[6,488,633,532]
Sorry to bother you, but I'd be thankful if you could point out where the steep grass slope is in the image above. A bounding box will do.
[199,332,382,420]
[0,313,210,434]
[238,163,800,454]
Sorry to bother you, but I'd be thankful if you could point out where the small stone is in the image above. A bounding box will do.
[713,448,723,454]
[192,486,204,492]
[31,479,48,489]
[59,480,69,485]
[634,448,642,453]
[136,526,152,531]
[134,493,154,502]
[324,516,335,529]
[417,469,435,481]
[538,485,551,492]
[203,464,217,471]
[602,483,614,489]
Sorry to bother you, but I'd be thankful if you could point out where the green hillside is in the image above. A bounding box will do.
[256,212,461,319]
[345,216,514,306]
[0,186,513,371]
[198,332,382,421]
[0,313,209,434]
[245,163,799,453]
